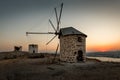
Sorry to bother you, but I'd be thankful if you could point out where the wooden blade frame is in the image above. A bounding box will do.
[54,3,63,32]
[26,3,63,46]
[54,8,59,31]
[58,3,63,31]
[26,32,55,36]
[52,44,59,63]
[46,35,57,45]
[49,19,57,32]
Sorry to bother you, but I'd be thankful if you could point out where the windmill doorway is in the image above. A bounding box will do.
[77,50,83,61]
[33,50,35,53]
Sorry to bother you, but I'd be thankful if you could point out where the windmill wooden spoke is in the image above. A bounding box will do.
[56,44,59,53]
[57,3,63,31]
[54,8,59,30]
[46,35,57,45]
[26,32,55,35]
[52,43,59,63]
[49,19,57,32]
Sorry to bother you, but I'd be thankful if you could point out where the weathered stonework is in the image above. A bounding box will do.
[60,35,86,62]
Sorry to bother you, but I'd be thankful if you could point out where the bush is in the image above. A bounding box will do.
[28,54,45,58]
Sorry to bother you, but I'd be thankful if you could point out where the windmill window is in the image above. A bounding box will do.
[78,37,82,42]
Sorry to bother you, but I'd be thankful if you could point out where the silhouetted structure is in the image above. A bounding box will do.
[29,44,38,53]
[14,46,22,51]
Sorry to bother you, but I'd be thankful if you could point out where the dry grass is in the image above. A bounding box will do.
[0,52,120,80]
[0,58,119,80]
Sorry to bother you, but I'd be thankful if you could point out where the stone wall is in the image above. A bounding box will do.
[60,35,86,62]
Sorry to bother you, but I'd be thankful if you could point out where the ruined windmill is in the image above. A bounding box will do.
[26,3,87,63]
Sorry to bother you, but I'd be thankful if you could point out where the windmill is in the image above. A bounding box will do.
[26,3,87,63]
[26,3,63,63]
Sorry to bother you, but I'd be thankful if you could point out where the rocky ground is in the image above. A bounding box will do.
[0,57,120,80]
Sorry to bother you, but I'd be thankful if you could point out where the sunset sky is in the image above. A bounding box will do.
[0,0,120,52]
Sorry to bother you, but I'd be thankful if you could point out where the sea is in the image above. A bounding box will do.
[87,57,120,62]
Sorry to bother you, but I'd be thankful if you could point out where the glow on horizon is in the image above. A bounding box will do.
[87,42,120,52]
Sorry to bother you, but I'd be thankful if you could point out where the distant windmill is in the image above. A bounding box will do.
[26,3,87,63]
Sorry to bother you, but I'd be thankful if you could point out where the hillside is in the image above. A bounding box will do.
[0,51,51,60]
[87,51,120,58]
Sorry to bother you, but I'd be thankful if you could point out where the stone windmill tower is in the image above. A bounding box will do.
[59,27,87,62]
[26,3,87,62]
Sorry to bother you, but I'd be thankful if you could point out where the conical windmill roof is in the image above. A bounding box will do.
[60,27,87,37]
